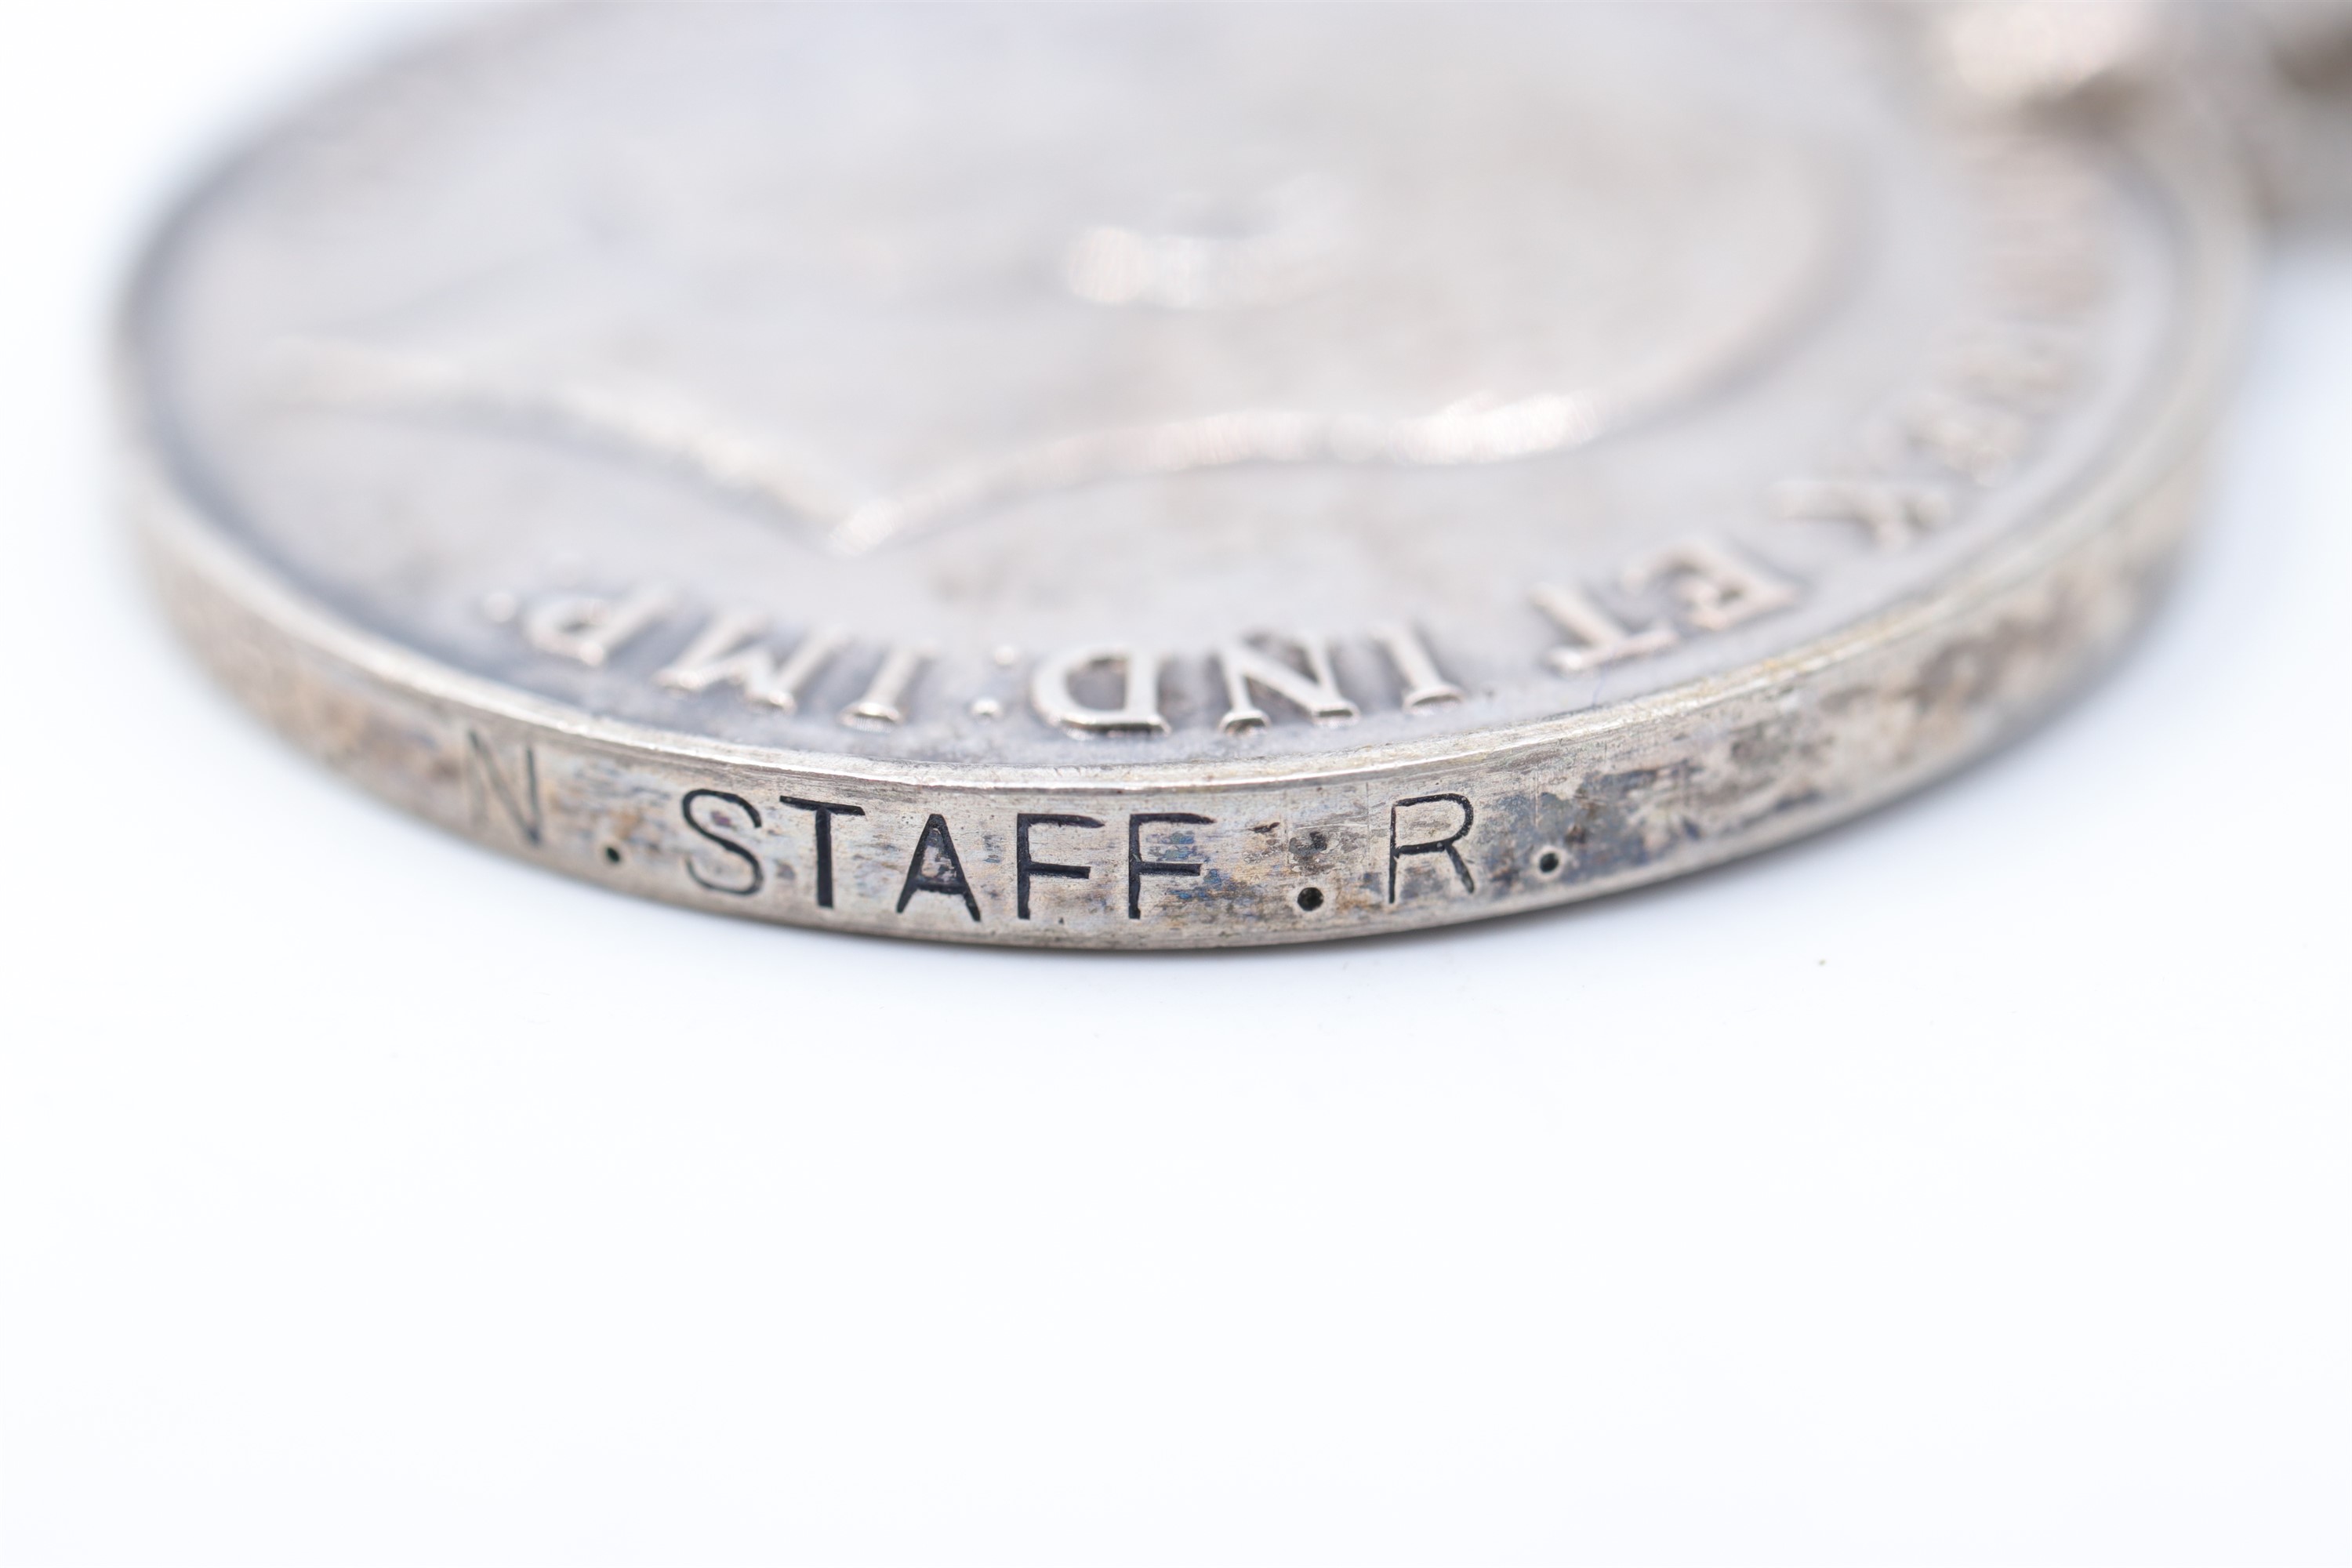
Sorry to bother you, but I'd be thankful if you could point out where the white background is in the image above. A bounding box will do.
[2,7,2346,1565]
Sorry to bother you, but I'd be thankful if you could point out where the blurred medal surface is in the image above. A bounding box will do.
[125,3,2256,946]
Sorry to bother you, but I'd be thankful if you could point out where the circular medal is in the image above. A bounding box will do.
[125,5,2250,946]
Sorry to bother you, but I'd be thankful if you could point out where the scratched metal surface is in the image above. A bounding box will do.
[123,4,2251,946]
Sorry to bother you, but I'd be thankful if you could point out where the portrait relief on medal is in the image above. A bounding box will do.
[136,5,2183,771]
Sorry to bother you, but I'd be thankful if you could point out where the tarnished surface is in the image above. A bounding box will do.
[125,5,2250,946]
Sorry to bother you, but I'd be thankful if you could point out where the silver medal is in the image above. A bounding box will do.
[125,4,2254,946]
